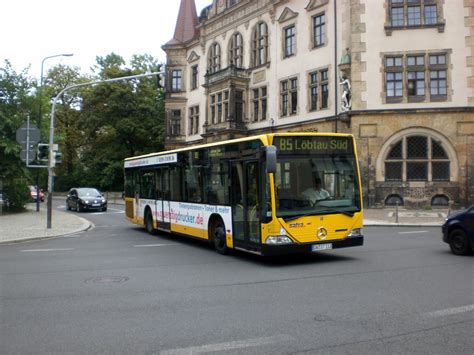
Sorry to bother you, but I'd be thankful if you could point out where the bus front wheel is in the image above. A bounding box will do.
[145,209,155,235]
[211,220,228,255]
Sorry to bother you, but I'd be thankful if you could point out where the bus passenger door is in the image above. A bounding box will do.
[156,168,171,231]
[231,161,260,249]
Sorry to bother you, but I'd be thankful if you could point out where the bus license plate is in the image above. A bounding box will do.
[311,243,332,252]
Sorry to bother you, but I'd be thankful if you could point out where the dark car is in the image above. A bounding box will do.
[29,185,45,202]
[442,205,474,255]
[66,188,107,212]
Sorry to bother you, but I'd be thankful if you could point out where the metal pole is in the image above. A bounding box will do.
[334,0,338,133]
[46,71,162,228]
[395,201,399,223]
[39,54,73,214]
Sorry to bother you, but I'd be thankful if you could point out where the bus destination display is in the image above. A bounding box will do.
[275,136,353,154]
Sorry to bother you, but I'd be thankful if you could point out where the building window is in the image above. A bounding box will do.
[252,86,267,122]
[208,43,221,74]
[252,22,268,67]
[321,69,329,109]
[280,77,298,117]
[309,72,318,111]
[284,25,296,58]
[171,70,182,92]
[385,56,403,101]
[429,54,447,98]
[281,81,288,116]
[407,55,425,98]
[229,32,243,67]
[391,7,404,27]
[424,5,437,25]
[210,90,229,124]
[384,135,450,182]
[191,65,198,90]
[384,52,448,103]
[312,13,325,48]
[309,69,329,111]
[170,110,181,136]
[188,106,199,135]
[407,5,421,26]
[388,0,440,29]
[235,90,244,122]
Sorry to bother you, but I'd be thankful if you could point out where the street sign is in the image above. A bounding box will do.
[20,149,36,164]
[16,122,40,147]
[16,121,41,164]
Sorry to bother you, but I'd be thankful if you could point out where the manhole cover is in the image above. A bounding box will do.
[85,276,129,284]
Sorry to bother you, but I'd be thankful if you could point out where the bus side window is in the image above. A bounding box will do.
[155,169,162,199]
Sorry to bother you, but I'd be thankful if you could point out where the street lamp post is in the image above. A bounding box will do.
[46,71,163,228]
[38,53,73,212]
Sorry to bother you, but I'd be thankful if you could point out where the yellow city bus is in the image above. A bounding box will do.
[124,133,363,256]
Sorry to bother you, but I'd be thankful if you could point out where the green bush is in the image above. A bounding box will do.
[3,180,30,212]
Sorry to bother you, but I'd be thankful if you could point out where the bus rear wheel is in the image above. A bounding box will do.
[211,220,228,255]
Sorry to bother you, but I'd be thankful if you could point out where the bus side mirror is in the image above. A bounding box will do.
[265,145,277,174]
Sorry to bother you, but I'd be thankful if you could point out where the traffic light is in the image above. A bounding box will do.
[37,143,49,161]
[52,150,62,165]
[156,64,165,90]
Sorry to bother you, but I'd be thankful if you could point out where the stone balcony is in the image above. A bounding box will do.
[204,65,249,87]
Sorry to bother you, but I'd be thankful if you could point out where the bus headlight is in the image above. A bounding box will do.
[347,228,363,237]
[266,236,293,245]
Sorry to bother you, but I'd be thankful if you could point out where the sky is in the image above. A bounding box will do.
[1,0,211,81]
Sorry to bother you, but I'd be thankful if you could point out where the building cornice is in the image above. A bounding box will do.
[198,0,287,42]
[349,107,474,116]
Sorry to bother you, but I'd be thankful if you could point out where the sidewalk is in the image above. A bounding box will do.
[0,203,448,244]
[363,207,448,227]
[0,203,91,244]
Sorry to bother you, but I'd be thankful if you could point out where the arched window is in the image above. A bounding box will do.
[229,32,243,68]
[431,194,449,206]
[385,194,403,206]
[208,43,221,74]
[384,135,450,182]
[252,22,268,67]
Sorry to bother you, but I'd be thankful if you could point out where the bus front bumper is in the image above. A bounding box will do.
[260,236,364,256]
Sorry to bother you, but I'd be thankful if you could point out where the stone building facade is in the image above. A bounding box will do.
[162,0,474,208]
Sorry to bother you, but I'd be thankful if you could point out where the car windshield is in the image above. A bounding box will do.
[273,155,361,220]
[77,188,102,198]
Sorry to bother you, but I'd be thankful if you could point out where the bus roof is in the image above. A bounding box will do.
[124,132,354,162]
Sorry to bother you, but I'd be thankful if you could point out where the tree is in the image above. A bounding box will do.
[0,60,35,210]
[42,65,88,179]
[80,54,165,190]
[48,53,166,192]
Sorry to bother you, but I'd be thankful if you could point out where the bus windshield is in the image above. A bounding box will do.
[274,154,361,220]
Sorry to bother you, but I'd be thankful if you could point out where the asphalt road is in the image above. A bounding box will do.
[1,203,473,354]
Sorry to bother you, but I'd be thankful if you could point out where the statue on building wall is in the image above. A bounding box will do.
[339,75,352,112]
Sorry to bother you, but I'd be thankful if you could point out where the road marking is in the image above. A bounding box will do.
[93,211,124,215]
[133,244,177,248]
[398,230,429,234]
[160,335,294,355]
[21,248,74,252]
[424,304,474,318]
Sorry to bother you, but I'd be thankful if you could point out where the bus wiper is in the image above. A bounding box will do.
[279,212,315,222]
[279,209,356,221]
[319,209,356,217]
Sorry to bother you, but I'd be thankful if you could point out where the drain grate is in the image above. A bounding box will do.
[85,276,129,284]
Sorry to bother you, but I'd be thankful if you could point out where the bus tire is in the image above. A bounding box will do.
[211,219,228,255]
[145,208,155,235]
